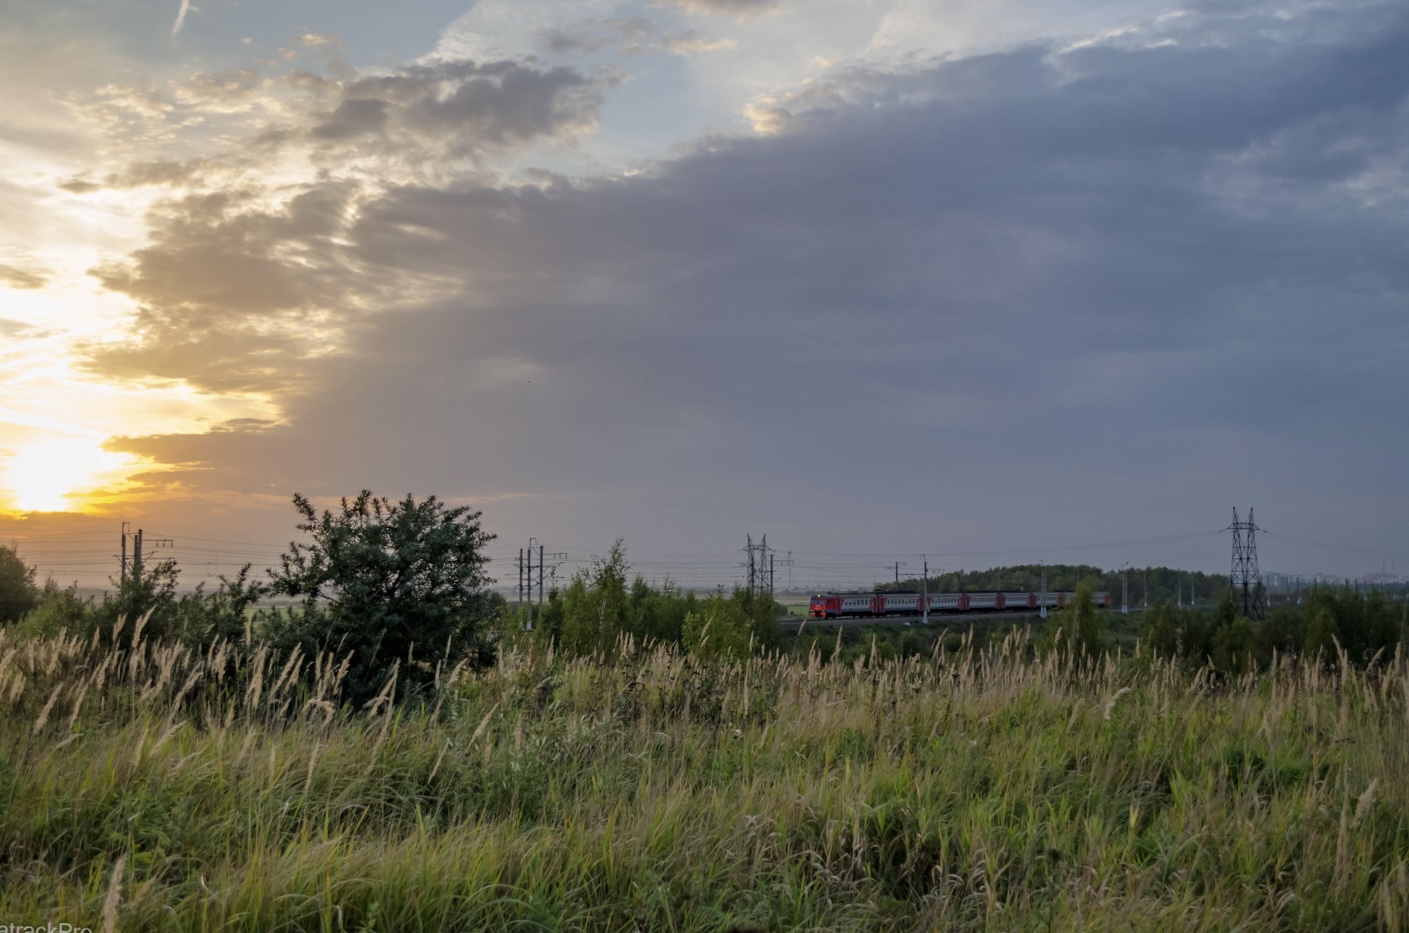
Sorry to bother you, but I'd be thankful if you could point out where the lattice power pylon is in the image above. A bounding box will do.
[1227,507,1266,621]
[742,534,773,598]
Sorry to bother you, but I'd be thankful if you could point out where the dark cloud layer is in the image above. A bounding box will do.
[90,4,1409,571]
[311,59,607,150]
[538,18,727,56]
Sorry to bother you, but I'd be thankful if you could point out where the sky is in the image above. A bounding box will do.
[1,0,1406,591]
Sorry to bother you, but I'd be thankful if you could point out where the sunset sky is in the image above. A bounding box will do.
[2,0,1406,590]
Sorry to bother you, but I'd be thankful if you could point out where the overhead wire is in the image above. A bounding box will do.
[1259,530,1409,564]
[9,522,1399,591]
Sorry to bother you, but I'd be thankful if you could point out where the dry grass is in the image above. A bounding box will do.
[0,623,1406,930]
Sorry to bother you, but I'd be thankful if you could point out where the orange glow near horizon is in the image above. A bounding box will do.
[0,436,143,514]
[0,276,284,519]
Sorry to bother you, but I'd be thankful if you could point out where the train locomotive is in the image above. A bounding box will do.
[808,590,1112,620]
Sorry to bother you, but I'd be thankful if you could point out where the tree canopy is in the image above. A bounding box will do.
[267,491,497,703]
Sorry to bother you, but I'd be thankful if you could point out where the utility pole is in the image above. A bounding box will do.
[515,539,559,629]
[1040,559,1047,620]
[527,539,536,627]
[133,528,143,574]
[762,535,770,596]
[120,522,130,584]
[524,538,532,625]
[1121,562,1129,615]
[922,554,930,625]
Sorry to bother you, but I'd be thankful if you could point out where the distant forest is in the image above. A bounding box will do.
[881,564,1231,607]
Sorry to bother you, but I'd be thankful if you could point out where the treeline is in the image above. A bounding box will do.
[880,563,1228,605]
[4,514,1405,710]
[1143,586,1405,673]
[0,511,783,709]
[502,540,783,661]
[798,584,1407,675]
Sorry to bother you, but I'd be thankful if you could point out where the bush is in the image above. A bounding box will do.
[0,544,39,624]
[266,491,497,705]
[557,540,630,658]
[11,578,93,639]
[1142,601,1178,659]
[683,588,778,661]
[1044,578,1104,661]
[93,556,181,647]
[177,564,268,651]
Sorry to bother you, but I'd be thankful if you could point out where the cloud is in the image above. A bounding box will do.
[171,69,274,113]
[0,317,43,338]
[85,2,1409,565]
[0,265,48,289]
[171,0,192,38]
[82,182,367,393]
[63,159,210,192]
[311,59,609,151]
[73,47,616,389]
[656,0,778,15]
[91,55,611,181]
[537,17,734,57]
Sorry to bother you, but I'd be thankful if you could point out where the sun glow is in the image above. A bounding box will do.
[1,437,138,513]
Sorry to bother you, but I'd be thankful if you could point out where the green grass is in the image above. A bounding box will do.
[2,626,1408,931]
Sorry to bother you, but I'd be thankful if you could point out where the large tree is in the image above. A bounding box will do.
[268,491,496,704]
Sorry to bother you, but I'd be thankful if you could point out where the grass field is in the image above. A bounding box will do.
[2,623,1407,931]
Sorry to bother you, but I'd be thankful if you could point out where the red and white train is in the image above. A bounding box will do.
[808,590,1112,620]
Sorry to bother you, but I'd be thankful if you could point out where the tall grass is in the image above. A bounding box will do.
[1,622,1407,931]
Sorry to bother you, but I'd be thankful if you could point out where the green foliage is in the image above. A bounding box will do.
[539,540,781,662]
[1291,586,1400,665]
[885,562,1228,607]
[6,626,1409,929]
[0,543,40,624]
[1317,587,1399,662]
[1045,578,1104,660]
[177,564,268,650]
[1212,613,1254,674]
[557,539,630,658]
[1141,601,1178,659]
[95,555,182,647]
[682,587,778,661]
[16,565,268,653]
[521,587,565,646]
[266,490,496,705]
[1254,606,1304,660]
[1137,585,1404,674]
[1302,602,1339,663]
[627,575,695,646]
[10,578,94,639]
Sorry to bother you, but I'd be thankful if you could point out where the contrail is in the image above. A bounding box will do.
[172,0,191,37]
